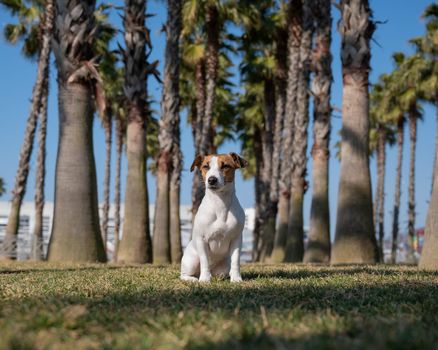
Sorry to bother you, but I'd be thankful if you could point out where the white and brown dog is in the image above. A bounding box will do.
[180,153,248,283]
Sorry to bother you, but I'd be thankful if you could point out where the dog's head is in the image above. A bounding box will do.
[190,153,248,191]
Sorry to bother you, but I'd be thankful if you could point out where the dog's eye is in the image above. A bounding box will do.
[221,164,231,169]
[202,164,210,170]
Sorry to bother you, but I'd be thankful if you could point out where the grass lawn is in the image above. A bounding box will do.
[1,263,438,350]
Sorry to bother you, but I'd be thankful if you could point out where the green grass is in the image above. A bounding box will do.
[1,263,437,350]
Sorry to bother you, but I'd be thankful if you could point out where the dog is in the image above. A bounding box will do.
[180,152,248,283]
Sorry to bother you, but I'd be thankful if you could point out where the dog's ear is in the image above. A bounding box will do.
[229,153,248,169]
[190,155,204,172]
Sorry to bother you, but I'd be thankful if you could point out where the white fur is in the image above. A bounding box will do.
[181,157,245,283]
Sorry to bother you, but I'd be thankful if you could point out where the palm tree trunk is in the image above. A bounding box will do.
[270,27,288,207]
[113,116,124,262]
[376,126,386,262]
[264,27,288,262]
[431,94,438,193]
[118,0,152,263]
[153,0,182,264]
[200,4,219,155]
[252,128,263,262]
[31,74,49,261]
[101,109,112,254]
[48,82,106,262]
[170,150,183,263]
[191,61,206,219]
[332,0,378,264]
[270,0,302,263]
[304,0,332,264]
[407,108,417,262]
[419,121,438,270]
[391,119,404,264]
[285,0,313,263]
[258,79,276,262]
[153,157,171,263]
[2,0,54,259]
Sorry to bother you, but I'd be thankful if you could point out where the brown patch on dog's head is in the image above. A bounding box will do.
[217,153,248,184]
[190,155,213,181]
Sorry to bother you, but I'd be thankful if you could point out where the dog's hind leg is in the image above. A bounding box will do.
[180,241,200,282]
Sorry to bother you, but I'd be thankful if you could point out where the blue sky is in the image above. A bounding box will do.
[0,0,436,239]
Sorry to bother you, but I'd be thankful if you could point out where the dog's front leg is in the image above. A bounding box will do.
[229,234,243,282]
[196,238,212,283]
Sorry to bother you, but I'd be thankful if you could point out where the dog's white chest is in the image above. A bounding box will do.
[202,208,242,256]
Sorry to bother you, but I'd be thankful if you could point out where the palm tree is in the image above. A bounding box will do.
[391,52,424,262]
[181,5,236,217]
[285,0,314,263]
[113,115,124,262]
[331,0,378,264]
[420,149,438,269]
[271,0,302,263]
[270,2,288,223]
[117,0,155,264]
[31,67,49,261]
[418,5,438,271]
[153,0,183,264]
[377,58,407,264]
[94,4,118,254]
[369,77,396,262]
[304,0,332,264]
[237,0,279,262]
[47,0,106,262]
[1,0,52,259]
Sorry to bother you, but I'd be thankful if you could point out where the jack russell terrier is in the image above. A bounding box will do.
[181,152,248,283]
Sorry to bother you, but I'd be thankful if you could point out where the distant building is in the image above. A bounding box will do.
[0,202,256,262]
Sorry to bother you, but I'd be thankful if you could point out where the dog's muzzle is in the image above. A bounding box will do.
[208,176,218,189]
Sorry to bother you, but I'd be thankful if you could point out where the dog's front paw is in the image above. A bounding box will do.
[230,272,242,283]
[199,272,211,283]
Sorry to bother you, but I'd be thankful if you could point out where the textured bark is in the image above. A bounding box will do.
[118,119,152,263]
[170,92,183,263]
[153,0,182,264]
[48,83,106,262]
[407,109,417,262]
[285,0,313,263]
[2,0,54,259]
[170,179,182,263]
[199,4,219,156]
[390,119,404,263]
[419,122,438,270]
[252,128,263,262]
[31,74,49,261]
[332,0,378,264]
[153,157,171,263]
[191,61,206,218]
[118,0,152,263]
[257,79,276,262]
[376,126,386,262]
[271,0,302,263]
[286,177,305,262]
[432,94,438,193]
[113,116,124,262]
[101,109,112,253]
[270,27,288,204]
[304,0,332,264]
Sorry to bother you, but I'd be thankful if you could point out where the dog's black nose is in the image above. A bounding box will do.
[208,176,218,185]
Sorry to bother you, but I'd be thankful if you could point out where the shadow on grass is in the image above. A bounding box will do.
[1,264,438,349]
[0,264,169,275]
[242,265,438,280]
